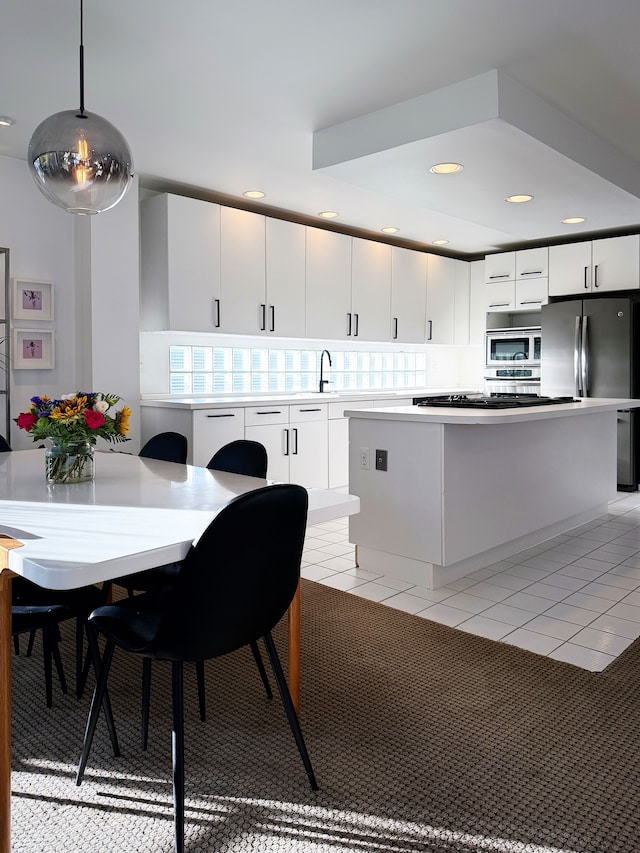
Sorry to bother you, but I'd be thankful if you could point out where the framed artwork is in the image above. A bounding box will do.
[12,279,54,321]
[13,329,55,369]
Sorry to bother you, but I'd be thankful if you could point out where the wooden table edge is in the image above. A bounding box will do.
[1,537,22,853]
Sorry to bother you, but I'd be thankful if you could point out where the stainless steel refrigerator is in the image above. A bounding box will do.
[541,296,639,490]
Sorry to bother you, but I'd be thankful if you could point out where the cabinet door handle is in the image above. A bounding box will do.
[519,270,543,276]
[214,298,221,328]
[206,413,235,418]
[488,302,511,307]
[519,299,543,305]
[393,317,398,340]
[427,319,433,340]
[283,428,290,456]
[347,312,352,336]
[256,410,282,415]
[292,427,298,455]
[594,264,599,288]
[354,313,359,336]
[488,274,510,279]
[269,305,275,332]
[259,303,266,331]
[298,408,321,412]
[584,266,589,289]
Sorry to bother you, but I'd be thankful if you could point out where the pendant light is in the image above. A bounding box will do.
[27,0,133,215]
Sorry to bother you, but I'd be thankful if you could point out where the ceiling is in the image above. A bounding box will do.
[2,0,640,258]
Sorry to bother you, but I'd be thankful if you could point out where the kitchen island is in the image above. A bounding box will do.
[347,398,640,589]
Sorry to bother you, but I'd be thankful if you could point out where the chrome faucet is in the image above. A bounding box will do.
[319,349,332,392]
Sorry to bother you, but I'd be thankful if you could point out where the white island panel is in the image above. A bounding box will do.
[347,399,634,588]
[441,413,614,565]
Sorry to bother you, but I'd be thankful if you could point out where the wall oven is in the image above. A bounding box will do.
[484,327,541,395]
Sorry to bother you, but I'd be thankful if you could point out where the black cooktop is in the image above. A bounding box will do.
[413,394,578,410]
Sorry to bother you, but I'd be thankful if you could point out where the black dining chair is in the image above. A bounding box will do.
[76,483,317,853]
[12,576,110,705]
[0,435,11,452]
[139,431,188,465]
[123,439,271,745]
[206,439,268,478]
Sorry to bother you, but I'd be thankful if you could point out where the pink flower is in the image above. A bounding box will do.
[84,410,105,430]
[16,412,37,431]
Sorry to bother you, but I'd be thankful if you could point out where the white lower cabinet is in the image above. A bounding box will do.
[244,403,328,488]
[192,408,246,467]
[140,406,245,467]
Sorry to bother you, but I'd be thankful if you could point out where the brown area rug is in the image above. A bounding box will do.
[11,579,640,852]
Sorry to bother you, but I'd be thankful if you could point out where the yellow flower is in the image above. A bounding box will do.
[49,396,88,421]
[116,405,132,437]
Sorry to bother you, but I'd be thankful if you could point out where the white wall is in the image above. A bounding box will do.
[0,155,141,450]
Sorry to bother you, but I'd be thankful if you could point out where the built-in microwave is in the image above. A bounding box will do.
[485,327,541,368]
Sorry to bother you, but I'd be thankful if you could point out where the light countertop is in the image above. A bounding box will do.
[140,388,481,410]
[344,398,640,425]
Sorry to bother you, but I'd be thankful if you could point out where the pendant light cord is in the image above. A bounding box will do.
[78,0,85,117]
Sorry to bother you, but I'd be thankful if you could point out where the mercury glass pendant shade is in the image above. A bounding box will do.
[28,109,133,215]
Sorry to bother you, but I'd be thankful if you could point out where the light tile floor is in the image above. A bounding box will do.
[301,490,640,672]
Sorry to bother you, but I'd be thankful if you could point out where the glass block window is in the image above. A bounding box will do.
[169,346,428,394]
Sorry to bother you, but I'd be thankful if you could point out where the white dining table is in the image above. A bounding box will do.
[0,448,359,853]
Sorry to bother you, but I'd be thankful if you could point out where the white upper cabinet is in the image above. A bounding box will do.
[468,260,486,347]
[515,247,548,310]
[484,251,515,283]
[426,255,456,344]
[391,247,427,343]
[484,247,548,312]
[140,193,221,332]
[549,235,640,296]
[219,207,266,334]
[454,260,470,344]
[305,227,352,340]
[515,247,548,280]
[350,239,392,341]
[265,218,306,337]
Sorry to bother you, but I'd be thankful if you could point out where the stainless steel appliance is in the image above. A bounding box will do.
[541,296,639,490]
[484,327,541,395]
[413,393,575,409]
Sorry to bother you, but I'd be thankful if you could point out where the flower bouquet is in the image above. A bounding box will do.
[16,392,131,483]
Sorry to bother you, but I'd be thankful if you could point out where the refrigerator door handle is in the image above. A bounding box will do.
[574,315,582,396]
[581,314,589,396]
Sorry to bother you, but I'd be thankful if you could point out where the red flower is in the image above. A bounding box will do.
[84,410,105,430]
[16,412,37,431]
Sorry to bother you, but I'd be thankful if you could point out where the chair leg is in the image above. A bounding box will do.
[13,634,19,655]
[76,636,117,785]
[85,625,120,759]
[262,633,318,790]
[141,658,152,750]
[75,616,85,698]
[51,630,68,695]
[26,629,36,656]
[250,640,273,699]
[172,661,185,853]
[195,661,206,722]
[42,626,67,707]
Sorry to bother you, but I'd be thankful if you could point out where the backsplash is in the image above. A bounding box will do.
[139,331,484,397]
[168,345,427,394]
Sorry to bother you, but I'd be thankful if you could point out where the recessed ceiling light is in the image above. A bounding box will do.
[562,217,586,224]
[0,116,16,127]
[432,239,449,246]
[381,226,399,234]
[430,163,463,175]
[243,190,266,199]
[505,194,534,203]
[318,210,339,218]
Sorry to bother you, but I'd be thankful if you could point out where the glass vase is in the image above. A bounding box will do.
[45,439,95,484]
